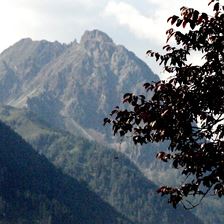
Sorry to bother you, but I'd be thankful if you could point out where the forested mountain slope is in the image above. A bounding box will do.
[0,106,203,224]
[0,120,131,224]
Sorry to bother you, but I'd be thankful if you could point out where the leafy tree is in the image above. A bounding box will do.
[105,0,224,209]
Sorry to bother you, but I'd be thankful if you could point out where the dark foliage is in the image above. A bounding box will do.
[105,0,224,208]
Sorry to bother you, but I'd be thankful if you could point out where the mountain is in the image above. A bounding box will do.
[0,30,219,222]
[0,105,203,224]
[0,30,162,187]
[0,30,158,139]
[0,119,132,224]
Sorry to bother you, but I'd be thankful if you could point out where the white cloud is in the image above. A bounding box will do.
[104,1,167,44]
[0,2,40,52]
[146,0,211,11]
[0,0,220,75]
[104,0,215,46]
[0,0,106,53]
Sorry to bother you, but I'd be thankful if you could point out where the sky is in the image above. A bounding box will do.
[0,0,214,76]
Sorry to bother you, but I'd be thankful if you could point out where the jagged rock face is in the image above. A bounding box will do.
[0,30,158,136]
[0,38,67,104]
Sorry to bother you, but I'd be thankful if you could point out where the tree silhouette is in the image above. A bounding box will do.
[105,0,224,208]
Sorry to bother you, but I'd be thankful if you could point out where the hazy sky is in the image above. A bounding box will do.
[0,0,213,75]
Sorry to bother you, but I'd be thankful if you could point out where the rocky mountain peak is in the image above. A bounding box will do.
[0,30,158,132]
[17,37,33,44]
[80,30,113,45]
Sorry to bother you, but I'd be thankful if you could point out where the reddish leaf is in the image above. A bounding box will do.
[171,15,179,25]
[208,0,215,6]
[182,20,187,28]
[176,19,183,27]
[213,2,219,11]
[197,15,203,24]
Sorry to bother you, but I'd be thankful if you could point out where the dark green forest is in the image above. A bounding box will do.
[0,120,131,224]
